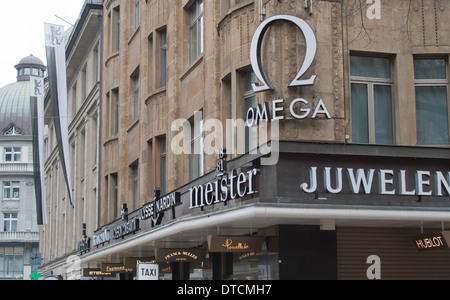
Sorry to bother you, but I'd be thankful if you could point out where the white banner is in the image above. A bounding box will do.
[44,22,74,206]
[30,76,47,225]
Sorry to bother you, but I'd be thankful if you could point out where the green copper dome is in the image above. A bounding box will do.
[0,54,46,136]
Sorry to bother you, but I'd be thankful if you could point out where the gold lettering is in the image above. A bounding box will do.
[221,239,250,251]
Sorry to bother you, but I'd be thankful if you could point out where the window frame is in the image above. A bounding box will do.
[189,112,204,181]
[350,56,395,145]
[4,147,21,162]
[3,182,20,200]
[3,213,18,232]
[414,57,450,146]
[188,0,204,64]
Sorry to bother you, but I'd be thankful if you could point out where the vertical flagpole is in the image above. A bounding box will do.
[30,77,47,225]
[44,23,74,206]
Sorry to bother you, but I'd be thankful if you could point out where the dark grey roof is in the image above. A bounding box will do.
[16,54,45,68]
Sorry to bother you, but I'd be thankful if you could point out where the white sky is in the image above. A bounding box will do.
[0,0,86,87]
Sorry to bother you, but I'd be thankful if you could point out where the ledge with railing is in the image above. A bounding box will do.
[0,231,39,242]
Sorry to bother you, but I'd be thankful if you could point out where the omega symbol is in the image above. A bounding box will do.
[250,15,318,93]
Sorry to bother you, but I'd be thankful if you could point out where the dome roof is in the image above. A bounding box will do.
[14,54,46,82]
[0,54,46,136]
[16,54,45,68]
[0,81,32,136]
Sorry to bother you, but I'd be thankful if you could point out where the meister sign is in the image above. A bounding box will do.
[189,168,259,209]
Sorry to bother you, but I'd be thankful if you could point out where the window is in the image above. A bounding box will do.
[3,182,19,200]
[189,112,203,181]
[113,6,120,52]
[350,56,394,144]
[160,29,167,87]
[113,89,119,135]
[112,174,118,220]
[4,147,21,162]
[3,213,18,232]
[3,125,23,136]
[244,72,257,152]
[132,71,140,121]
[130,164,139,210]
[414,58,449,145]
[134,0,140,29]
[189,0,204,63]
[158,136,167,196]
[0,246,24,279]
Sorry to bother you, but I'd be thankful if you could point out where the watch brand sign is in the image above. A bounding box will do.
[247,15,331,125]
[208,235,264,253]
[139,192,181,225]
[413,232,449,251]
[112,218,140,240]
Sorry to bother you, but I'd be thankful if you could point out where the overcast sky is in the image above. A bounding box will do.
[0,0,86,87]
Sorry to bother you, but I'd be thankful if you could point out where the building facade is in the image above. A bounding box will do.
[0,55,44,279]
[38,1,102,278]
[42,0,450,280]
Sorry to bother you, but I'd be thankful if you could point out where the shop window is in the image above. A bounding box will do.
[189,0,203,64]
[350,55,394,144]
[414,58,449,145]
[0,246,24,279]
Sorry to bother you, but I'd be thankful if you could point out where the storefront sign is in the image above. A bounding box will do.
[139,191,181,225]
[300,167,450,197]
[124,257,155,271]
[136,263,159,280]
[83,268,115,278]
[93,229,110,247]
[413,233,448,251]
[189,168,259,209]
[250,15,317,92]
[247,15,330,126]
[208,235,264,253]
[101,263,134,274]
[155,248,207,263]
[246,99,331,127]
[112,218,140,240]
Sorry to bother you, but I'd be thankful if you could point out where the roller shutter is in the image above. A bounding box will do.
[337,227,450,280]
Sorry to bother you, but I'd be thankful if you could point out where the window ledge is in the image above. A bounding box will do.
[180,54,204,81]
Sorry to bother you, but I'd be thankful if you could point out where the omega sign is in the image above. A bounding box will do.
[247,15,331,125]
